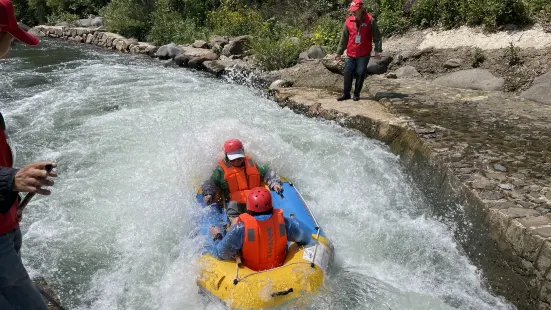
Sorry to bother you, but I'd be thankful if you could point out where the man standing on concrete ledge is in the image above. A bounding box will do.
[334,0,383,101]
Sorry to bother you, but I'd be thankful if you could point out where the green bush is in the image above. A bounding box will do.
[47,11,79,24]
[437,0,465,28]
[377,10,409,36]
[484,0,529,29]
[310,16,342,52]
[101,0,155,41]
[410,0,439,28]
[251,36,307,71]
[471,47,486,67]
[207,1,264,36]
[505,42,523,65]
[147,0,209,45]
[524,0,551,15]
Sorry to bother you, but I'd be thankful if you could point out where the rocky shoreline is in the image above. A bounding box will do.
[31,25,551,310]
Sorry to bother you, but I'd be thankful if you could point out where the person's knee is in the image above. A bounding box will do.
[356,66,367,78]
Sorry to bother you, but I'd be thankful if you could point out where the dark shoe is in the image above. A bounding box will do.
[337,94,351,101]
[353,96,360,101]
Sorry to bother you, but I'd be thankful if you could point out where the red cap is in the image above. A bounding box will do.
[224,139,245,160]
[349,0,364,12]
[0,0,40,45]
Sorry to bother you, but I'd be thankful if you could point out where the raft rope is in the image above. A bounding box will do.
[289,183,322,269]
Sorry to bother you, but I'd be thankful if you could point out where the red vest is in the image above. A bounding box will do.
[237,209,288,271]
[0,127,19,235]
[218,156,261,204]
[345,13,373,58]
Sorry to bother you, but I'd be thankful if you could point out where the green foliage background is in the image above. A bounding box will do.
[12,0,551,69]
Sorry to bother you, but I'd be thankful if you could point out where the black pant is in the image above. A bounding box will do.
[343,56,370,97]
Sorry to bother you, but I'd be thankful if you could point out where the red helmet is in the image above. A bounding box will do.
[246,187,273,212]
[224,139,244,154]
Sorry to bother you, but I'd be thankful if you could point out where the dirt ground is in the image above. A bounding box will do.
[388,46,551,93]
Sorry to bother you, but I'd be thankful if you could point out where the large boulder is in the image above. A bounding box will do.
[210,36,229,47]
[307,46,326,59]
[192,40,209,49]
[322,57,345,75]
[367,54,393,74]
[433,69,505,91]
[180,46,218,60]
[274,61,343,90]
[222,35,251,57]
[203,60,228,76]
[298,52,310,63]
[394,65,420,79]
[521,70,551,105]
[156,43,182,60]
[91,17,103,27]
[75,18,92,27]
[173,54,190,67]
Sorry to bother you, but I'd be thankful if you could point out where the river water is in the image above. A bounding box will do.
[0,39,514,310]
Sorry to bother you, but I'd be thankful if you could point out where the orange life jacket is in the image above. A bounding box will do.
[218,155,260,204]
[237,209,288,271]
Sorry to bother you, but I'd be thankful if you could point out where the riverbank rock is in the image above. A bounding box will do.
[75,18,92,27]
[180,46,218,60]
[393,50,413,65]
[222,35,251,57]
[91,17,103,27]
[55,21,70,27]
[321,57,345,75]
[203,60,227,76]
[444,58,463,68]
[192,40,209,49]
[210,36,229,54]
[521,70,551,105]
[115,38,138,52]
[156,43,182,60]
[367,54,393,74]
[33,277,63,310]
[210,36,229,47]
[274,61,343,90]
[307,46,326,59]
[394,65,420,78]
[269,79,294,90]
[128,42,156,55]
[433,69,505,91]
[173,55,190,67]
[298,52,310,62]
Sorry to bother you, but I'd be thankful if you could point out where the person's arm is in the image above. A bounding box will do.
[0,167,18,193]
[285,217,315,246]
[336,23,349,56]
[201,166,224,197]
[371,18,383,53]
[258,163,281,190]
[207,223,245,260]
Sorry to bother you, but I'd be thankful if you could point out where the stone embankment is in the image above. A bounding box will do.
[31,24,551,310]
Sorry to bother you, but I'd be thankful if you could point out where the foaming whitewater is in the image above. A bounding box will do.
[0,40,514,310]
